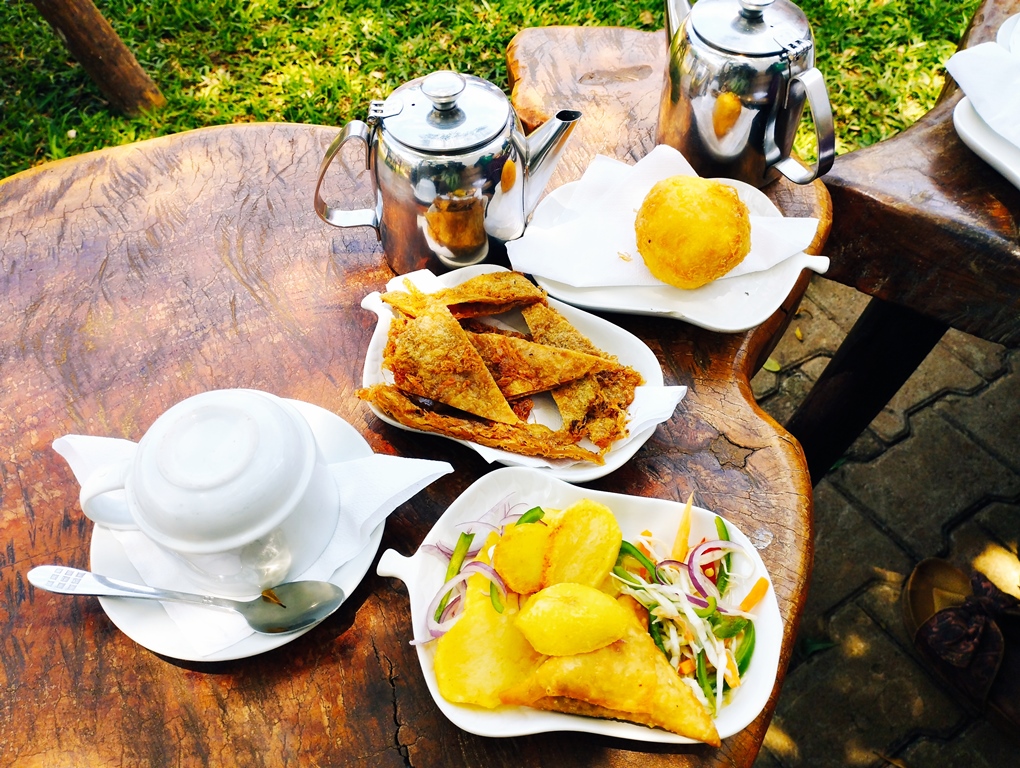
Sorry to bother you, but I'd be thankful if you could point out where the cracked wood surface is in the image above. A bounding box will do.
[0,26,827,767]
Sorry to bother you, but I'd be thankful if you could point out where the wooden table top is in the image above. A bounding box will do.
[0,26,829,767]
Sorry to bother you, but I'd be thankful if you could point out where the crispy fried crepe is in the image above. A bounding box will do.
[384,299,519,425]
[500,619,721,745]
[357,384,602,464]
[382,271,546,319]
[466,332,617,400]
[521,303,643,450]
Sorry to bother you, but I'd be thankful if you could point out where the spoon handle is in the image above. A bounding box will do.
[28,565,240,610]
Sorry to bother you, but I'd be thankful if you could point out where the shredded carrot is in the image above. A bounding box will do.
[640,529,653,538]
[739,576,770,612]
[637,541,653,558]
[723,649,741,688]
[670,493,694,561]
[678,657,696,676]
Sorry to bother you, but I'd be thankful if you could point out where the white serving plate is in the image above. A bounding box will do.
[90,400,383,662]
[533,181,828,333]
[951,13,1020,192]
[376,466,782,743]
[361,265,680,483]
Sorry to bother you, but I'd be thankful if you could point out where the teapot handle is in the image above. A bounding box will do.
[313,121,380,231]
[771,67,835,184]
[79,460,136,530]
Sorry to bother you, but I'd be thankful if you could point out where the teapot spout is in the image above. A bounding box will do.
[665,0,692,39]
[523,109,581,216]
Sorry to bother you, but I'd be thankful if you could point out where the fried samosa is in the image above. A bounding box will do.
[466,332,617,400]
[500,618,721,745]
[521,303,643,449]
[382,271,546,319]
[357,383,603,464]
[384,299,519,425]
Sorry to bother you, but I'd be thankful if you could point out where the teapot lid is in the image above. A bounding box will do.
[378,70,511,152]
[690,0,812,57]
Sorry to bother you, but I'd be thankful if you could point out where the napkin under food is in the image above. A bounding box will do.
[946,38,1020,149]
[55,433,452,657]
[506,144,819,289]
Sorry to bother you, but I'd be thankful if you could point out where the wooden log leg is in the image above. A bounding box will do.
[785,297,948,484]
[29,0,166,116]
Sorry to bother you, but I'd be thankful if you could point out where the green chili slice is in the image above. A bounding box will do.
[516,506,545,525]
[612,565,641,586]
[696,650,716,713]
[735,621,756,676]
[693,596,717,618]
[714,516,732,596]
[648,618,668,657]
[618,540,657,579]
[435,531,475,621]
[708,612,749,639]
[489,581,504,614]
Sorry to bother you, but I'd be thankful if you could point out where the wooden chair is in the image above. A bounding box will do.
[785,0,1020,483]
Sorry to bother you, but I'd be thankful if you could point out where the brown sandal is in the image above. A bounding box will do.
[902,558,1020,740]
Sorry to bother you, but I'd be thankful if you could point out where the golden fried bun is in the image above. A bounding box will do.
[635,175,751,290]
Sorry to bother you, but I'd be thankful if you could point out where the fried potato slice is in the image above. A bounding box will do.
[467,332,616,400]
[383,299,519,425]
[515,583,631,656]
[382,271,546,319]
[434,534,545,708]
[492,513,561,594]
[541,499,622,589]
[500,618,720,745]
[357,384,603,464]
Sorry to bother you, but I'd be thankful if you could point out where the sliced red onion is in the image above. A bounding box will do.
[461,560,507,600]
[414,558,508,644]
[654,559,689,584]
[686,539,744,599]
[420,542,455,561]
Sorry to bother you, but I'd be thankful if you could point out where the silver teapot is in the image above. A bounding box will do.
[657,0,835,187]
[315,70,581,274]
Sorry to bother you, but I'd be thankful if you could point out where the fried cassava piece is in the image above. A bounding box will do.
[358,271,643,463]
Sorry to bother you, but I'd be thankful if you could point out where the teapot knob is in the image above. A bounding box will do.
[421,70,466,111]
[738,0,774,18]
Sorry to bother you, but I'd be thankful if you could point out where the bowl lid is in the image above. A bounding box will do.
[127,390,315,551]
[379,70,511,152]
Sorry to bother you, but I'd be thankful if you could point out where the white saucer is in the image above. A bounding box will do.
[378,466,783,743]
[362,265,679,483]
[954,97,1020,192]
[531,181,829,333]
[89,399,382,662]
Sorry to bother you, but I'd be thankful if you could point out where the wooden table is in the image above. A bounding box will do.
[0,27,829,768]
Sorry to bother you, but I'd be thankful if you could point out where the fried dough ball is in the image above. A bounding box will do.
[634,175,751,290]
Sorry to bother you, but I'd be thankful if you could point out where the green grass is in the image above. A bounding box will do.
[0,0,979,179]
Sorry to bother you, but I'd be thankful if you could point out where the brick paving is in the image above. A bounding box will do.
[750,276,1020,767]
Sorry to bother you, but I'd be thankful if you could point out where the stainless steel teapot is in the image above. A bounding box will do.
[657,0,835,187]
[315,70,581,274]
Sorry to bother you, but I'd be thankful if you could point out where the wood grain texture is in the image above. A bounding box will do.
[819,0,1020,346]
[0,26,828,767]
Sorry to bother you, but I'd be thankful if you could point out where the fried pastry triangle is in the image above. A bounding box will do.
[382,271,546,319]
[500,619,720,745]
[521,303,643,449]
[383,299,519,424]
[356,384,602,464]
[466,332,617,400]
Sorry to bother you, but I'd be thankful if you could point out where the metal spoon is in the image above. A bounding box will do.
[28,565,346,635]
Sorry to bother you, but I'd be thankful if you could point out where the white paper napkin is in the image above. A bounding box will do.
[56,435,452,657]
[946,40,1020,149]
[463,385,688,467]
[507,144,819,289]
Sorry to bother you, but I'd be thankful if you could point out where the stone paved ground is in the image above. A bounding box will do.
[749,276,1020,768]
